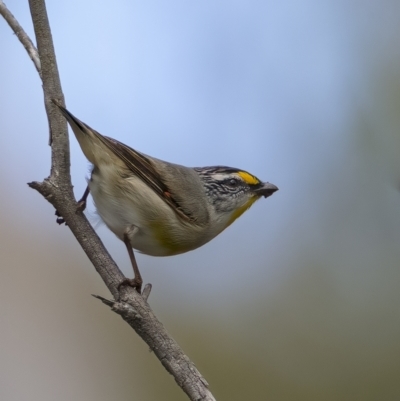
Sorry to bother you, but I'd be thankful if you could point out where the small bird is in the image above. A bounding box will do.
[53,101,278,293]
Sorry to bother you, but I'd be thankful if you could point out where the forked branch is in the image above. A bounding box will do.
[0,1,216,400]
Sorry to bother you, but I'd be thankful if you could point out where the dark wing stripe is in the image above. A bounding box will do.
[54,101,194,222]
[95,134,193,222]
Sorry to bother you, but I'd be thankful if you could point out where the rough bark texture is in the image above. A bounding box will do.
[1,1,216,400]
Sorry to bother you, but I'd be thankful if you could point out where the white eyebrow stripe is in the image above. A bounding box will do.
[212,173,239,182]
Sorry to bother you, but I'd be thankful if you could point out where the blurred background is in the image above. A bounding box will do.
[1,1,400,400]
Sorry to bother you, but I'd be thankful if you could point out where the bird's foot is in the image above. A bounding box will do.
[55,209,67,225]
[55,197,87,226]
[117,277,143,294]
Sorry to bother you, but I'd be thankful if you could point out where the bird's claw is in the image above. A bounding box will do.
[117,278,143,294]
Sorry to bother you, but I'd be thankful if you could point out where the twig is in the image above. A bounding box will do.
[0,0,41,78]
[1,1,216,400]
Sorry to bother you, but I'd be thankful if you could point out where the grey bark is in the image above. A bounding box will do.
[1,1,216,400]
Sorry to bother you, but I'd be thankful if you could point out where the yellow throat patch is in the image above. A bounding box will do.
[226,196,259,228]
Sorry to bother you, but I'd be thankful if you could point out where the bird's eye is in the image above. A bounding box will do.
[226,179,238,187]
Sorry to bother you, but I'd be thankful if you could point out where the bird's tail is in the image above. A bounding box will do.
[52,99,111,167]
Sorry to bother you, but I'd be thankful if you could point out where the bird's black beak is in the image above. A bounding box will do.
[254,182,279,198]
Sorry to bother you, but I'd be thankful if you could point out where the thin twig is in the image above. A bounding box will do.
[1,1,216,400]
[0,0,41,78]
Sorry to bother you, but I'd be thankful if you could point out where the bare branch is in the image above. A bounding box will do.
[0,0,41,78]
[2,1,217,400]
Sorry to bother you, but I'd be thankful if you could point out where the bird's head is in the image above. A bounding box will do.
[195,166,278,228]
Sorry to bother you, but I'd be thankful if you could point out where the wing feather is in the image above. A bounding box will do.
[96,135,193,222]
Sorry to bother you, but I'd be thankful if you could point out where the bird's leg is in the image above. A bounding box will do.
[56,185,90,225]
[76,185,90,212]
[118,226,143,294]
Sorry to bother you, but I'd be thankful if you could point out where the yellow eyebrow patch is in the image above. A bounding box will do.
[237,171,260,185]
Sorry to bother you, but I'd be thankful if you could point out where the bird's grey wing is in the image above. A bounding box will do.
[97,135,194,222]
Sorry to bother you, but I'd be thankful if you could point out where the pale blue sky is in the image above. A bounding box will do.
[2,2,400,399]
[2,0,400,299]
[2,0,400,296]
